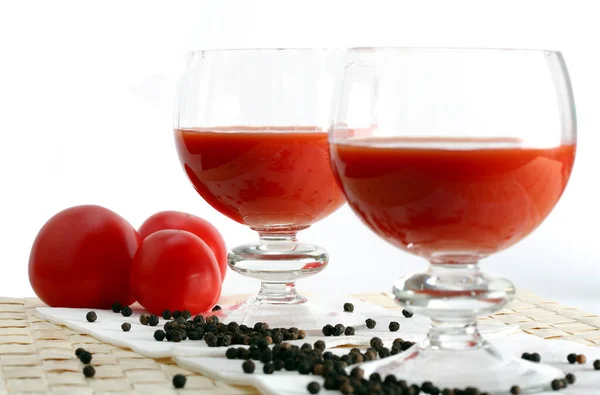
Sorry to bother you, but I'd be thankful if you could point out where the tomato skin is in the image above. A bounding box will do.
[138,211,228,281]
[131,229,222,315]
[29,205,140,309]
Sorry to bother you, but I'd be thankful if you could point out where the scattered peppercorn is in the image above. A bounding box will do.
[322,324,333,336]
[307,381,321,394]
[566,373,576,384]
[402,309,414,318]
[531,353,541,363]
[82,365,95,378]
[121,306,132,317]
[182,310,192,319]
[86,311,97,323]
[242,360,255,374]
[212,305,222,312]
[139,314,149,325]
[568,353,577,364]
[389,321,400,332]
[333,324,345,336]
[75,348,86,357]
[551,379,561,391]
[111,302,122,313]
[343,302,354,312]
[161,310,171,319]
[172,374,186,389]
[576,354,587,364]
[79,351,92,364]
[154,330,166,341]
[345,326,355,336]
[366,318,377,329]
[510,386,521,395]
[121,322,131,332]
[521,352,531,361]
[594,359,600,370]
[263,362,275,374]
[148,314,159,326]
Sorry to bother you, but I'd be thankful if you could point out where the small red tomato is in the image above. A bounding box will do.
[138,211,228,281]
[29,205,140,309]
[131,229,222,315]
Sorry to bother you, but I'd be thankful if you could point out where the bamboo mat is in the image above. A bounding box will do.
[1,291,599,394]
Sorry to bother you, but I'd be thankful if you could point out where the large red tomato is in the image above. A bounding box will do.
[138,211,228,280]
[29,205,141,308]
[131,229,222,315]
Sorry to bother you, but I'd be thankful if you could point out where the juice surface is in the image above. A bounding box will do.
[330,137,575,260]
[175,127,345,229]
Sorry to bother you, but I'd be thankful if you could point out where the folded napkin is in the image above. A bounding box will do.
[36,295,515,359]
[174,334,600,395]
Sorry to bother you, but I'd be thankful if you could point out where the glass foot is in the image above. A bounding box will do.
[360,341,566,394]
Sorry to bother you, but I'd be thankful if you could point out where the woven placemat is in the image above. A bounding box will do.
[1,291,599,394]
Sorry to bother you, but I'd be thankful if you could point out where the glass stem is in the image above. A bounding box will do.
[428,319,483,351]
[252,231,307,305]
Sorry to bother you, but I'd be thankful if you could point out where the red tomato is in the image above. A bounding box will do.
[29,205,141,309]
[131,229,221,315]
[138,211,228,281]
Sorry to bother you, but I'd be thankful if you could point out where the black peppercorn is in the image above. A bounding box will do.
[307,381,321,394]
[389,321,400,332]
[225,347,237,359]
[161,310,171,319]
[75,348,86,357]
[82,365,95,378]
[366,318,377,329]
[121,322,131,332]
[242,360,255,374]
[322,324,333,336]
[86,311,97,323]
[284,358,297,371]
[465,387,480,395]
[79,351,92,364]
[521,352,531,361]
[182,310,191,319]
[566,373,576,384]
[402,309,414,318]
[154,330,166,341]
[594,359,600,370]
[343,302,354,312]
[298,360,312,375]
[172,310,181,319]
[567,353,577,364]
[350,367,364,379]
[370,337,384,351]
[111,302,122,313]
[148,314,159,326]
[204,333,218,347]
[121,306,132,317]
[340,383,354,394]
[273,359,285,371]
[261,362,274,374]
[510,385,521,394]
[530,353,541,363]
[442,389,454,395]
[345,326,355,336]
[172,374,186,388]
[139,314,150,325]
[333,324,345,336]
[551,379,560,391]
[314,340,326,351]
[206,315,219,325]
[212,305,222,312]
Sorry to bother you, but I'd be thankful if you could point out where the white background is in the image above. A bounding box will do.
[1,1,598,312]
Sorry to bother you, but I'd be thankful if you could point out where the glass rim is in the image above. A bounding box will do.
[185,46,562,56]
[186,47,345,56]
[347,46,562,55]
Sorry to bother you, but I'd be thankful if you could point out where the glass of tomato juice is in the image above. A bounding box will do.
[173,49,352,327]
[329,48,576,392]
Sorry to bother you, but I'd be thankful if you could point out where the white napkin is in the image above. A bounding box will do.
[174,334,600,395]
[36,296,515,359]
